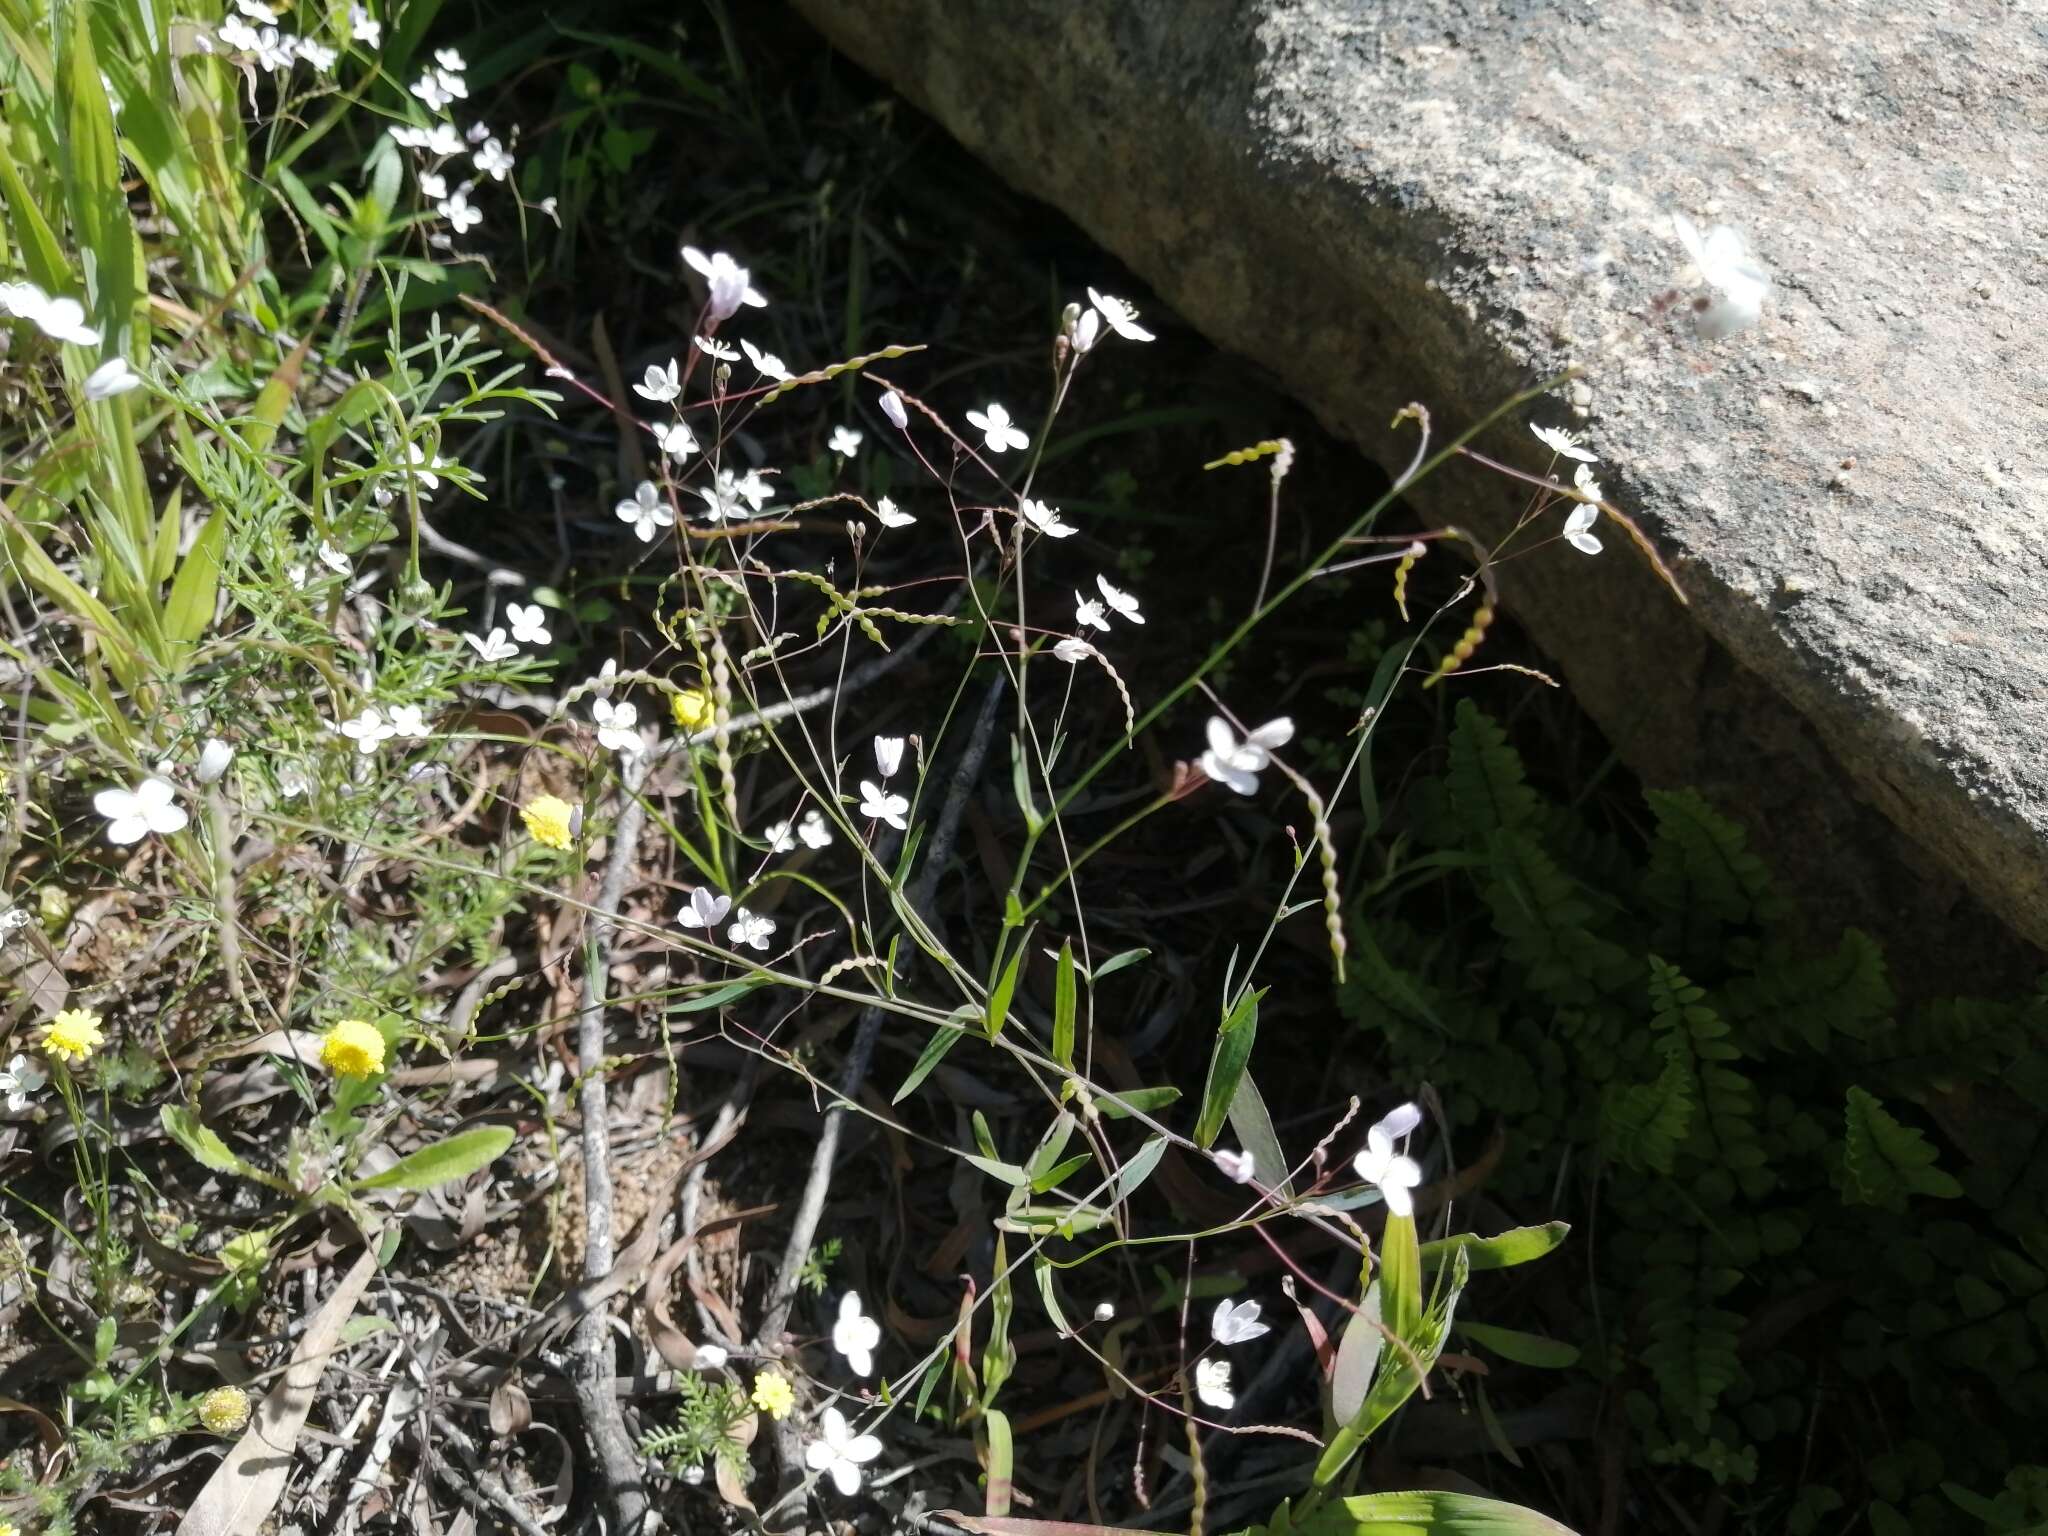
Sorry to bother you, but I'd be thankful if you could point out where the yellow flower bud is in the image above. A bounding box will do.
[196,1385,251,1435]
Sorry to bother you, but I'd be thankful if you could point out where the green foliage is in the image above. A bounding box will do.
[1341,702,2048,1525]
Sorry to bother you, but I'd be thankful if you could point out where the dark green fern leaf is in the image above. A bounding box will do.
[1840,1086,1964,1210]
[1722,928,1894,1055]
[1445,700,1541,841]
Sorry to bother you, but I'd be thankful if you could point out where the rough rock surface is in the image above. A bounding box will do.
[791,0,2048,961]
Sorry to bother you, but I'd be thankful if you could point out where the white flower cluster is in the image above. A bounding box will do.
[383,47,519,246]
[209,0,374,76]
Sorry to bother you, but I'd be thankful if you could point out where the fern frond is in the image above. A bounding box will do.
[1445,701,1541,838]
[1839,1086,1963,1210]
[1722,929,1893,1054]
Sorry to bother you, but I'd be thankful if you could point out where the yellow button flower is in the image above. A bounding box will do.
[750,1368,795,1420]
[196,1385,251,1434]
[319,1018,386,1079]
[43,1007,105,1062]
[671,688,715,732]
[521,794,579,851]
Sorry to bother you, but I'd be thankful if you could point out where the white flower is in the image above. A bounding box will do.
[1198,716,1294,797]
[0,284,101,347]
[418,170,447,201]
[727,907,775,950]
[878,389,908,430]
[1194,1358,1235,1409]
[694,481,744,523]
[1087,287,1155,343]
[94,776,188,844]
[652,420,698,460]
[1673,212,1770,340]
[386,704,429,739]
[402,441,445,490]
[1213,1149,1256,1185]
[1210,1298,1270,1346]
[859,780,909,832]
[1021,499,1074,538]
[804,1406,882,1497]
[216,14,259,49]
[1529,423,1597,464]
[634,358,681,403]
[277,765,310,799]
[832,1291,881,1376]
[873,735,905,779]
[253,27,297,73]
[592,698,642,754]
[434,46,466,71]
[338,707,398,755]
[797,809,833,848]
[1572,461,1603,504]
[1075,592,1110,633]
[1352,1101,1424,1218]
[828,424,864,457]
[296,38,336,71]
[83,357,142,399]
[681,246,767,321]
[347,4,381,46]
[589,658,620,698]
[965,401,1029,454]
[423,122,464,156]
[317,540,352,575]
[873,496,915,529]
[472,138,514,181]
[764,819,799,853]
[693,335,740,363]
[694,1344,729,1370]
[1073,306,1101,353]
[409,70,455,110]
[615,481,674,543]
[1093,1301,1116,1323]
[1,1053,47,1113]
[234,0,274,17]
[506,602,551,645]
[437,189,482,234]
[1564,503,1603,556]
[678,887,731,932]
[1052,637,1094,664]
[741,339,791,381]
[1095,574,1143,625]
[732,469,775,511]
[464,628,519,663]
[196,738,235,784]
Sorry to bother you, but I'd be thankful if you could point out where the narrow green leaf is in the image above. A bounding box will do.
[1194,985,1263,1149]
[160,502,227,647]
[1380,1213,1422,1346]
[892,1020,965,1104]
[1051,940,1077,1069]
[1456,1321,1581,1369]
[1033,1258,1072,1335]
[1298,1490,1580,1534]
[1108,1135,1168,1207]
[1094,1085,1180,1119]
[964,1153,1030,1188]
[1329,1281,1384,1424]
[984,936,1028,1041]
[1418,1222,1569,1273]
[1029,1153,1093,1194]
[1092,947,1150,981]
[354,1126,513,1192]
[984,1408,1013,1516]
[1226,1070,1293,1199]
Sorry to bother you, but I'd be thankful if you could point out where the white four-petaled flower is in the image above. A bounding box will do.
[472,138,514,181]
[1052,637,1094,664]
[437,189,482,234]
[693,335,740,363]
[464,628,519,663]
[873,496,915,529]
[1087,287,1156,343]
[1353,1101,1424,1218]
[965,401,1029,454]
[1021,499,1073,538]
[338,707,398,754]
[1213,1148,1256,1185]
[1564,503,1603,556]
[828,424,863,457]
[1529,423,1597,463]
[506,602,551,645]
[873,736,905,779]
[0,283,101,346]
[832,1291,881,1376]
[94,776,188,844]
[615,481,674,543]
[652,420,698,460]
[84,358,142,399]
[1194,1357,1235,1409]
[678,887,732,932]
[592,698,642,754]
[859,780,909,831]
[728,907,776,950]
[196,738,235,784]
[741,339,792,381]
[1210,1298,1271,1346]
[634,358,681,403]
[804,1406,882,1496]
[1095,574,1143,625]
[1,1053,46,1112]
[681,246,767,321]
[1075,592,1109,632]
[1198,716,1294,797]
[1673,212,1771,340]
